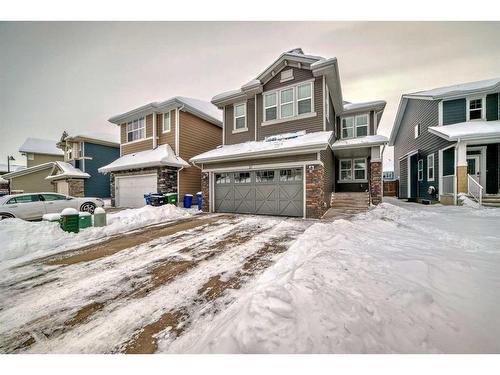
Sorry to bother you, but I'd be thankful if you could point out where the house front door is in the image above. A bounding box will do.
[467,155,481,184]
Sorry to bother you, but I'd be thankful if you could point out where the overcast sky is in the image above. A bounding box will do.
[1,21,499,170]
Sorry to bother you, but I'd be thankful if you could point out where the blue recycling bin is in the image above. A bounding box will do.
[196,192,202,210]
[183,194,193,208]
[144,193,153,205]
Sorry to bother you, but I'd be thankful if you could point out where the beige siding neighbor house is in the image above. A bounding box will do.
[191,48,387,219]
[99,97,222,208]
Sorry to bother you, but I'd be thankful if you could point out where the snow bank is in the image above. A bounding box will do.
[167,202,500,353]
[0,205,199,267]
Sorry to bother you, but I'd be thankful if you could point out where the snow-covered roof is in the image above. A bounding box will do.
[46,161,90,181]
[331,135,388,150]
[0,176,8,184]
[19,138,64,156]
[191,131,333,163]
[98,144,189,173]
[108,96,222,127]
[0,164,25,173]
[2,162,55,179]
[343,100,386,113]
[66,132,120,146]
[428,120,500,141]
[405,77,500,100]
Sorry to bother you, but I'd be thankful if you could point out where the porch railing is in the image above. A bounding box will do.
[441,175,455,195]
[467,174,483,205]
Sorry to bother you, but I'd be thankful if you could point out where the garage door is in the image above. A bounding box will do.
[214,168,303,217]
[115,174,157,208]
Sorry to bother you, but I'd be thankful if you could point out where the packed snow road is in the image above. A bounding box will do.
[0,209,311,353]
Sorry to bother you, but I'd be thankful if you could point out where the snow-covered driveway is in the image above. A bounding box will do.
[0,210,310,353]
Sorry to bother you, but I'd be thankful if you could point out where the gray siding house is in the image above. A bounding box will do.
[389,78,500,206]
[191,48,387,219]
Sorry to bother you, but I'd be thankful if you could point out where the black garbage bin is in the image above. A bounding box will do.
[150,194,167,206]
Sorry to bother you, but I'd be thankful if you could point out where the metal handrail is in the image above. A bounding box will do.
[467,174,483,205]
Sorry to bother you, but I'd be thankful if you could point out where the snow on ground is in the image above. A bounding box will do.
[166,200,500,354]
[0,204,199,268]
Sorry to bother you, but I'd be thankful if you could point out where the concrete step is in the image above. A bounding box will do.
[482,197,500,203]
[330,192,370,211]
[483,202,500,207]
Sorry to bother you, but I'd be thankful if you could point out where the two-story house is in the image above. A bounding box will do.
[45,132,120,197]
[98,96,222,208]
[389,78,500,206]
[191,48,387,219]
[3,138,64,193]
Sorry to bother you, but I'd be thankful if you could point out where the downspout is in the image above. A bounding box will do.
[153,111,157,149]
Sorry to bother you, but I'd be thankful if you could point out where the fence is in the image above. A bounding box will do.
[383,180,399,197]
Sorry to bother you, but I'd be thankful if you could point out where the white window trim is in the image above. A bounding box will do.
[427,154,435,182]
[341,113,369,139]
[466,95,486,121]
[126,117,146,143]
[418,159,424,181]
[338,158,368,183]
[162,111,171,133]
[233,102,248,133]
[414,123,421,138]
[340,117,354,139]
[264,92,278,122]
[261,78,315,126]
[280,87,295,119]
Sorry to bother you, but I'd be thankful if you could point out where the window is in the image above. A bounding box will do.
[27,153,34,160]
[340,160,352,181]
[280,69,293,82]
[354,159,367,180]
[418,159,424,181]
[234,103,247,131]
[279,168,302,182]
[234,172,251,183]
[297,83,312,115]
[341,117,354,139]
[7,195,39,204]
[256,170,275,183]
[215,173,231,184]
[41,194,66,201]
[280,88,294,118]
[127,117,146,142]
[163,112,171,133]
[468,98,483,120]
[355,114,368,137]
[66,146,73,160]
[264,93,277,121]
[414,123,421,138]
[427,154,435,181]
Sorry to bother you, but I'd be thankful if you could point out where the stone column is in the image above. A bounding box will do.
[68,179,85,197]
[201,172,210,212]
[370,161,382,205]
[456,141,468,194]
[158,167,178,194]
[305,164,326,219]
[110,173,115,207]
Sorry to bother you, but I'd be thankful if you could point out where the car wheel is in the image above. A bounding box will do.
[80,202,96,214]
[0,213,15,220]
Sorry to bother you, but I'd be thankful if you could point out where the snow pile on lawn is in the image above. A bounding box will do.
[0,204,199,266]
[167,202,500,353]
[458,193,481,208]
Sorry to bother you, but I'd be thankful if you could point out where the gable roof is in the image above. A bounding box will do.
[2,162,55,179]
[0,164,26,174]
[19,138,64,156]
[108,96,222,127]
[46,161,90,181]
[63,132,120,147]
[428,120,500,141]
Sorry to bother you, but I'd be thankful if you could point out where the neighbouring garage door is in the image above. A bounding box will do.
[115,174,157,208]
[214,168,303,217]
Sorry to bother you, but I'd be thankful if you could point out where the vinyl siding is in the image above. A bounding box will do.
[443,98,466,125]
[393,98,453,201]
[486,93,499,121]
[121,138,153,156]
[83,142,120,198]
[157,110,176,151]
[399,158,408,198]
[320,149,334,207]
[223,98,256,145]
[202,153,318,170]
[10,167,54,193]
[27,154,63,168]
[178,111,222,199]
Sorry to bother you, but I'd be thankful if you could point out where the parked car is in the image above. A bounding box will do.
[0,192,104,220]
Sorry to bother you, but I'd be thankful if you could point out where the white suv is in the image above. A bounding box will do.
[0,193,104,220]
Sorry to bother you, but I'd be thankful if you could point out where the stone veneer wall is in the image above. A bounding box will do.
[200,172,210,212]
[109,166,178,207]
[369,161,382,205]
[305,164,327,219]
[68,179,85,197]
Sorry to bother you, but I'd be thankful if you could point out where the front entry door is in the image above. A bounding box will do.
[467,155,480,184]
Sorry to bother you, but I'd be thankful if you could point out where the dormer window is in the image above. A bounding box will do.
[468,98,483,120]
[127,117,146,142]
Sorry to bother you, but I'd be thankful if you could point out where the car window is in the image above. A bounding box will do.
[6,197,17,204]
[9,195,39,204]
[41,194,66,201]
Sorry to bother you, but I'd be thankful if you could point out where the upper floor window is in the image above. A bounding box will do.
[414,123,421,138]
[280,88,294,118]
[342,114,369,139]
[264,93,277,121]
[297,83,312,115]
[468,98,483,120]
[163,112,171,133]
[127,117,145,142]
[234,103,247,132]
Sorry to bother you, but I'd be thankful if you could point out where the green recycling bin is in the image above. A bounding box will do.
[165,193,178,205]
[60,208,80,233]
[79,212,92,229]
[93,207,107,227]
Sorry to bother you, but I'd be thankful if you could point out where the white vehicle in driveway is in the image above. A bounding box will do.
[0,192,105,220]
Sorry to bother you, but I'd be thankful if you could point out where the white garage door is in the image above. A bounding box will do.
[55,181,69,195]
[115,174,157,208]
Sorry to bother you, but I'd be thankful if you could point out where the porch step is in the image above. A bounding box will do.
[483,202,500,207]
[467,194,500,207]
[330,192,370,211]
